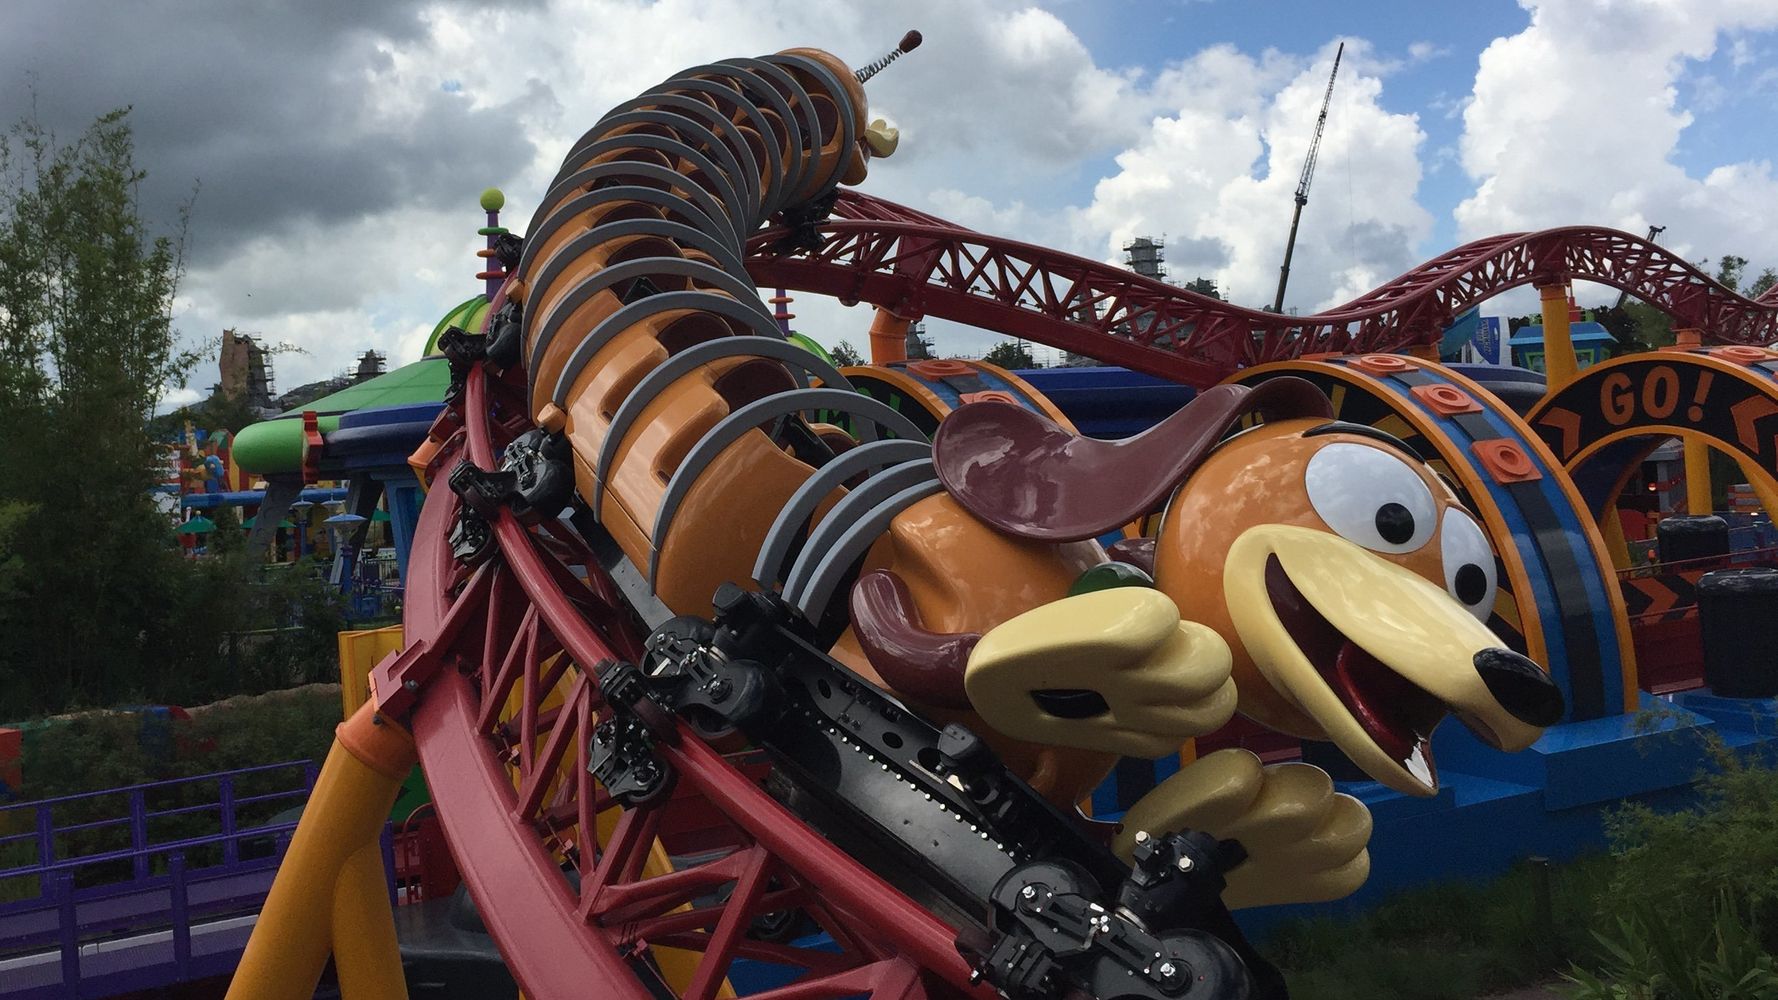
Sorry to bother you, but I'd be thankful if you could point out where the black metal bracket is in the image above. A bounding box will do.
[447,506,493,566]
[438,325,487,381]
[773,189,841,255]
[641,614,781,741]
[499,429,575,524]
[967,859,1249,1000]
[492,232,524,269]
[586,580,1277,1000]
[1117,829,1244,931]
[446,429,574,526]
[486,301,524,371]
[588,660,677,807]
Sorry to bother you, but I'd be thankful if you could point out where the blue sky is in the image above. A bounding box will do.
[1054,0,1778,263]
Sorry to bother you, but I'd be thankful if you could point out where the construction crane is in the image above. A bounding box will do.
[1272,42,1343,314]
[1613,225,1666,309]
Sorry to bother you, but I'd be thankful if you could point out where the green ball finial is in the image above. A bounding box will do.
[479,187,505,212]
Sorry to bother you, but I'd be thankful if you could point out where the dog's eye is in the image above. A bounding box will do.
[1441,509,1497,621]
[1305,442,1437,554]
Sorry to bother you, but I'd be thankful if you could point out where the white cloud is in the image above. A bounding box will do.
[1078,41,1433,312]
[157,386,203,414]
[165,0,1176,379]
[1407,41,1451,64]
[1730,36,1755,69]
[141,0,1778,389]
[174,202,497,392]
[1455,0,1778,284]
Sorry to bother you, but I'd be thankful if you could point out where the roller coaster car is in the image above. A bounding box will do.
[456,37,1571,1000]
[557,386,1567,1000]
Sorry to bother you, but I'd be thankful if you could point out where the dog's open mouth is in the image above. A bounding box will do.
[1264,555,1445,788]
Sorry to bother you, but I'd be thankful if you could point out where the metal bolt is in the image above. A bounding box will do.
[1158,962,1177,979]
[1175,855,1194,873]
[1134,830,1151,844]
[404,679,420,693]
[1021,885,1038,900]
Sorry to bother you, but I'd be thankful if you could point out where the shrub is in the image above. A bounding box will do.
[1596,738,1778,951]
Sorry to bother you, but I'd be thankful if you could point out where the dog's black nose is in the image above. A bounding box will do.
[1474,648,1565,727]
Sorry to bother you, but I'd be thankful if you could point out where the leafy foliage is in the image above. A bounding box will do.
[0,107,342,719]
[0,687,342,898]
[1593,738,1778,953]
[981,340,1038,369]
[0,107,208,716]
[150,385,266,437]
[1273,857,1615,1000]
[1563,894,1778,1000]
[829,339,865,367]
[1715,255,1750,294]
[1276,744,1778,1000]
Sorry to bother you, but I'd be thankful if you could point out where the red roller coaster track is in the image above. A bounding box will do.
[397,147,1778,1000]
[400,357,985,1000]
[746,191,1778,387]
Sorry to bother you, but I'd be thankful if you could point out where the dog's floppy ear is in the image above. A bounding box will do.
[933,377,1332,542]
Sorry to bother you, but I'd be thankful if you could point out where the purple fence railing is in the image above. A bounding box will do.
[0,760,321,999]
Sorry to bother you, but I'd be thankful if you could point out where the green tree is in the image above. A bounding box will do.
[0,500,32,603]
[1750,267,1776,300]
[149,386,264,442]
[981,340,1037,369]
[210,503,244,556]
[1714,254,1749,293]
[0,107,204,716]
[1619,300,1675,350]
[829,339,864,367]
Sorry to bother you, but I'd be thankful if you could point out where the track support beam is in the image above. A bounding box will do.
[227,702,416,1000]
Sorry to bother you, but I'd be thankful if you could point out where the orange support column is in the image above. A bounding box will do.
[867,307,912,365]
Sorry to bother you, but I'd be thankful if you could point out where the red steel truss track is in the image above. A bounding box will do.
[400,357,984,1000]
[746,191,1778,387]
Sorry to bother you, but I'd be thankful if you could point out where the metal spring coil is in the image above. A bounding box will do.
[506,51,936,625]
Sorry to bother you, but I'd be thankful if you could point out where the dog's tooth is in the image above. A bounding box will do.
[1404,742,1434,787]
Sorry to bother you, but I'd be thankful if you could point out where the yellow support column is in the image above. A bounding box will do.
[1537,281,1579,391]
[1598,504,1633,569]
[331,841,409,998]
[1663,329,1717,517]
[337,625,405,720]
[1734,453,1778,520]
[1685,436,1714,515]
[227,702,415,1000]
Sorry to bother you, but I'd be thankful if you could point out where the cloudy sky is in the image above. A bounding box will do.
[5,0,1777,402]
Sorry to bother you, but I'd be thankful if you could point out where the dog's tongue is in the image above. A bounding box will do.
[1332,640,1432,778]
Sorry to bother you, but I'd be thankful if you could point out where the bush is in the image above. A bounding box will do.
[1,687,340,899]
[1564,895,1778,1000]
[16,685,342,805]
[1559,737,1778,999]
[1596,739,1778,949]
[1272,856,1616,1000]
